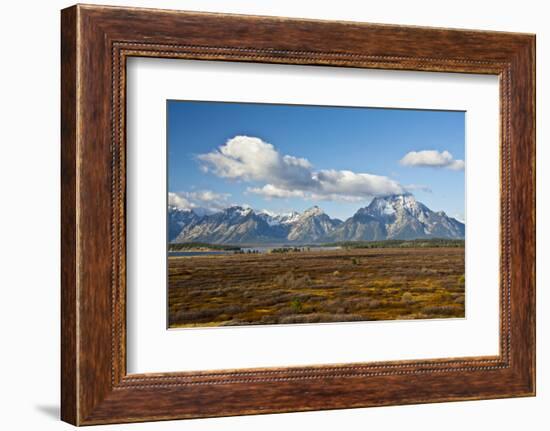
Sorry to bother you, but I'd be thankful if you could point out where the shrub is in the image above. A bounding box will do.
[278,313,366,324]
[170,307,220,324]
[257,293,294,307]
[290,298,304,313]
[401,292,415,305]
[421,305,459,316]
[219,319,247,326]
[454,295,465,305]
[274,271,312,289]
[368,299,382,309]
[223,304,247,315]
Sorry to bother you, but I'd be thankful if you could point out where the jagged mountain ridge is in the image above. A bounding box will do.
[173,206,288,244]
[168,207,201,242]
[170,194,464,244]
[286,206,343,242]
[328,194,464,242]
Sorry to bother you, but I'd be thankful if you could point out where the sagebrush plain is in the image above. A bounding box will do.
[168,245,465,328]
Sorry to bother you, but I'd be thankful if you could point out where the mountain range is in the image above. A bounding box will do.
[169,193,464,244]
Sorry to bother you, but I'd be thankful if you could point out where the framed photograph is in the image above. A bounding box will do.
[165,101,467,329]
[61,4,535,425]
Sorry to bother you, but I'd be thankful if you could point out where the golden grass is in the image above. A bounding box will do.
[168,247,465,328]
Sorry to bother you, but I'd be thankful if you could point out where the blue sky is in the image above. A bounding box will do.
[167,100,465,221]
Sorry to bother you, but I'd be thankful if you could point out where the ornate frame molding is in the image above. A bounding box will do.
[61,5,535,425]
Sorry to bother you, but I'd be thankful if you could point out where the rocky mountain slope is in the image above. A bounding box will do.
[169,193,464,244]
[328,194,464,241]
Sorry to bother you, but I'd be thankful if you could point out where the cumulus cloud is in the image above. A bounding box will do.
[169,190,230,211]
[198,135,404,201]
[168,192,194,209]
[404,184,433,193]
[184,190,231,206]
[197,136,315,189]
[247,185,306,199]
[400,150,465,171]
[315,170,403,197]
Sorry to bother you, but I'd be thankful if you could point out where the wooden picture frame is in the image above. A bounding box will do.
[61,4,535,425]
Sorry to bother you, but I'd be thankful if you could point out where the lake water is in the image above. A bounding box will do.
[169,251,233,257]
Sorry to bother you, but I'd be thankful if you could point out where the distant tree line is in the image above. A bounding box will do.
[233,249,261,254]
[269,247,310,254]
[168,238,464,252]
[168,242,241,251]
[319,238,465,249]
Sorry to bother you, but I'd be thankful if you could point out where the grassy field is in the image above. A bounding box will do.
[168,246,465,328]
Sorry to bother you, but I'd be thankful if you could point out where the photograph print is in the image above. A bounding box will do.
[167,101,465,328]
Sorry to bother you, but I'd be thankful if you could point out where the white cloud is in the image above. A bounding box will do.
[247,185,306,199]
[198,135,404,201]
[448,159,466,171]
[400,150,465,171]
[315,169,403,197]
[168,192,194,210]
[197,136,315,189]
[169,190,230,211]
[184,190,231,205]
[404,184,433,193]
[310,193,365,203]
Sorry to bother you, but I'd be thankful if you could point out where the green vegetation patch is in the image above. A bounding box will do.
[168,242,241,251]
[319,238,465,249]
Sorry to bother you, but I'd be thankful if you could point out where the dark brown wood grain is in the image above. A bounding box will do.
[61,4,536,425]
[60,5,78,425]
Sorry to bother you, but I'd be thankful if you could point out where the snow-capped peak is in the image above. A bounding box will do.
[368,197,397,216]
[302,205,325,217]
[169,196,464,244]
[367,193,423,216]
[259,209,277,217]
[168,204,192,213]
[278,211,301,224]
[225,205,253,217]
[258,209,302,226]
